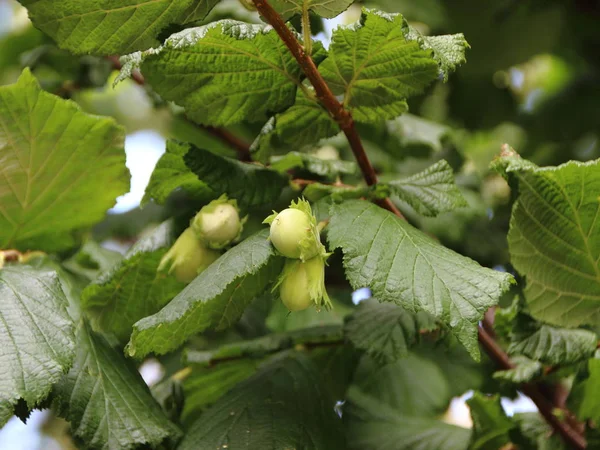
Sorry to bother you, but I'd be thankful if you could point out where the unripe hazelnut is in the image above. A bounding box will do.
[192,195,245,249]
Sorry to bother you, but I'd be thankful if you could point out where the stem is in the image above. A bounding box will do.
[107,56,253,162]
[253,1,587,447]
[301,4,312,56]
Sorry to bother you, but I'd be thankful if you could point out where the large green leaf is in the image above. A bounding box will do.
[467,393,514,450]
[270,151,357,177]
[179,352,345,450]
[386,159,467,217]
[328,200,513,359]
[81,221,185,343]
[318,10,439,123]
[142,140,214,206]
[493,356,542,383]
[513,413,566,450]
[344,298,437,364]
[17,0,219,55]
[184,144,288,207]
[496,155,600,327]
[0,266,76,426]
[53,321,180,450]
[127,230,283,358]
[0,69,129,252]
[268,0,354,20]
[140,21,306,126]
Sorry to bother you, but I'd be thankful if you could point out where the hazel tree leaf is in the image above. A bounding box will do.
[179,352,345,450]
[318,9,439,123]
[142,140,214,206]
[493,356,543,383]
[139,21,307,126]
[495,155,600,327]
[508,322,597,365]
[127,230,284,359]
[251,89,338,162]
[344,298,437,364]
[0,69,129,252]
[62,241,123,282]
[184,144,288,207]
[268,0,354,20]
[0,266,75,426]
[578,358,600,423]
[467,393,514,450]
[81,221,185,343]
[513,412,567,450]
[17,0,219,55]
[327,200,513,359]
[270,151,357,177]
[385,160,468,217]
[53,320,181,450]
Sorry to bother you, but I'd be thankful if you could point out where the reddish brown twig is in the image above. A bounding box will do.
[107,56,253,162]
[252,0,402,218]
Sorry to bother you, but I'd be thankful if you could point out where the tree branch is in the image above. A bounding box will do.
[252,1,587,447]
[107,56,253,162]
[252,0,403,218]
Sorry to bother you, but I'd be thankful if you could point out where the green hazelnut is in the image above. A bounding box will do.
[158,227,220,283]
[192,195,245,249]
[279,257,332,312]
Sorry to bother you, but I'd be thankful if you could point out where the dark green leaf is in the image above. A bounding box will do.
[493,356,543,383]
[577,358,600,423]
[386,160,467,217]
[184,144,288,207]
[327,200,513,359]
[81,221,185,343]
[344,298,437,364]
[142,140,214,206]
[140,21,306,126]
[17,0,219,55]
[512,412,566,450]
[271,151,357,177]
[0,69,129,252]
[0,266,75,425]
[268,0,354,20]
[467,392,514,450]
[179,352,345,450]
[127,230,284,358]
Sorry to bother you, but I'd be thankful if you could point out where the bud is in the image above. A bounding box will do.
[191,195,245,249]
[278,256,332,311]
[158,227,220,283]
[264,199,325,261]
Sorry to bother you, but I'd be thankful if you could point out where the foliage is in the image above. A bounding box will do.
[1,0,599,448]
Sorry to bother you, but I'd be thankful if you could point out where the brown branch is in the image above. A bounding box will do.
[107,56,253,162]
[252,0,403,218]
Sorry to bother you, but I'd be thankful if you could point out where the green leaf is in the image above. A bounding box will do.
[181,360,258,423]
[0,69,129,252]
[406,27,469,81]
[271,151,357,177]
[142,140,214,206]
[497,155,600,327]
[513,413,566,450]
[467,392,514,450]
[385,160,468,217]
[344,298,437,364]
[578,358,600,423]
[184,144,288,207]
[250,89,338,162]
[53,320,181,449]
[185,324,343,366]
[493,356,543,383]
[318,9,439,123]
[327,200,513,359]
[139,21,306,126]
[268,0,354,20]
[266,295,352,331]
[17,0,219,55]
[508,321,597,365]
[179,352,345,449]
[0,266,76,426]
[81,221,185,343]
[344,385,470,450]
[62,241,123,282]
[127,230,284,358]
